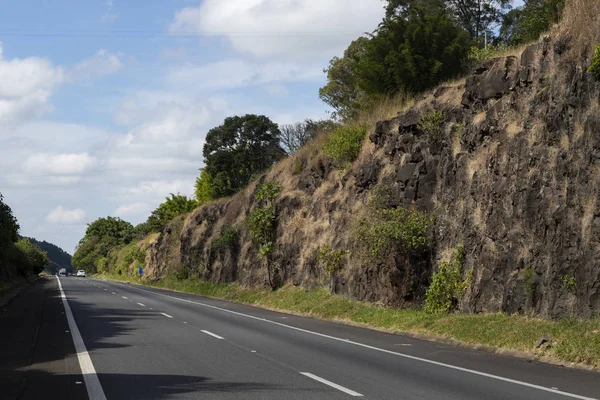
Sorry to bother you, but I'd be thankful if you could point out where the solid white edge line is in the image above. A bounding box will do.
[201,330,224,340]
[160,312,173,318]
[110,281,598,400]
[57,277,107,400]
[301,372,363,397]
[137,302,146,307]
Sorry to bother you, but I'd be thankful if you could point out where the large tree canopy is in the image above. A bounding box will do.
[319,37,370,120]
[360,5,472,95]
[203,114,284,197]
[387,0,512,41]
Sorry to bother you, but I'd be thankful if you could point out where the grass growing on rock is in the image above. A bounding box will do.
[94,273,600,369]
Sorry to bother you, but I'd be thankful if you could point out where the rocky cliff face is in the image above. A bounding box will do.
[144,35,600,318]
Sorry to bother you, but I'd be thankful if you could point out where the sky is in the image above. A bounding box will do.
[0,0,386,253]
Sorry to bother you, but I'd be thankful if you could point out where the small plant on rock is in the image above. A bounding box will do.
[322,125,366,169]
[588,44,600,79]
[212,225,238,251]
[562,274,577,294]
[353,186,433,260]
[418,110,445,144]
[247,182,282,289]
[424,246,471,313]
[317,246,348,275]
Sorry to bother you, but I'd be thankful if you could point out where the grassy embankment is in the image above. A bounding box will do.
[94,273,600,370]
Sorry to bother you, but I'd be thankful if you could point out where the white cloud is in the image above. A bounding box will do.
[70,49,123,81]
[114,202,151,217]
[25,153,96,176]
[45,206,87,225]
[166,59,322,91]
[170,0,384,59]
[0,42,64,126]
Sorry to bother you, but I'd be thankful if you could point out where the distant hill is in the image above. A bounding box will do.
[27,238,73,274]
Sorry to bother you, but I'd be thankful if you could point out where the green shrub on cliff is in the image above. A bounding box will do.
[354,186,433,260]
[317,246,347,275]
[322,126,366,168]
[425,246,472,313]
[247,182,282,258]
[589,44,600,79]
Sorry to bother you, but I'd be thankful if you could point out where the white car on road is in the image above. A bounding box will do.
[76,270,86,277]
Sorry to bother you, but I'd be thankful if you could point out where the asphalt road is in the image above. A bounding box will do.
[2,276,600,400]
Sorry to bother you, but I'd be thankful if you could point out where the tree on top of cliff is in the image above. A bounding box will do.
[320,2,471,118]
[202,114,284,197]
[386,0,512,41]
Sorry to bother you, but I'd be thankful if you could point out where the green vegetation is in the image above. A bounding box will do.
[417,110,445,144]
[354,187,433,260]
[468,43,509,64]
[0,194,49,281]
[500,0,564,45]
[317,246,347,275]
[322,126,366,168]
[247,182,282,260]
[211,225,238,251]
[147,194,197,233]
[72,217,135,273]
[562,274,577,294]
[95,273,600,369]
[424,246,472,313]
[202,114,284,198]
[194,168,217,204]
[589,44,600,79]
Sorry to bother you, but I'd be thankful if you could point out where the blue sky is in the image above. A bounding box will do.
[0,0,385,252]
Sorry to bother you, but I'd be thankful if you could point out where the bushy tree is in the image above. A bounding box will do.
[15,238,49,274]
[0,193,19,258]
[359,5,472,95]
[73,216,135,273]
[203,115,284,197]
[499,0,564,45]
[147,194,197,232]
[319,37,370,120]
[85,216,134,245]
[195,168,216,204]
[387,0,512,41]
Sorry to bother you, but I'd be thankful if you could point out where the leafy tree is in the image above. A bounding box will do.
[195,168,216,204]
[203,115,284,197]
[147,194,197,232]
[0,193,19,259]
[387,0,512,41]
[73,216,134,273]
[359,5,472,95]
[499,0,564,45]
[15,238,49,274]
[85,217,134,245]
[280,119,339,154]
[27,237,72,274]
[319,37,370,120]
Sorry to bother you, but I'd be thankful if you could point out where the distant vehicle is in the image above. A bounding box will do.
[58,268,66,277]
[76,270,86,278]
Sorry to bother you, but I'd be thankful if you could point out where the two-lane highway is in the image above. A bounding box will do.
[24,276,600,399]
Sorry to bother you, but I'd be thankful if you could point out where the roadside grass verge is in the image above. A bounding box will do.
[94,273,600,370]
